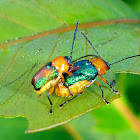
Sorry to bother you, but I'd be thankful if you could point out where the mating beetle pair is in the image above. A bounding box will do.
[32,21,140,114]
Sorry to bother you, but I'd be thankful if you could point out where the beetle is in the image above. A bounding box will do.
[32,21,79,114]
[55,32,140,108]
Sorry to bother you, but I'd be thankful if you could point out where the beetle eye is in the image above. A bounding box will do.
[64,56,72,66]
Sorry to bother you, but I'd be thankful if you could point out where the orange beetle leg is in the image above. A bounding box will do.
[98,76,107,83]
[99,76,119,94]
[65,71,73,76]
[61,75,65,83]
[59,71,73,83]
[48,86,54,95]
[55,75,61,83]
[95,81,109,104]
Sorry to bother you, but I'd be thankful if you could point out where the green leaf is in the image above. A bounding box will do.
[0,0,138,43]
[0,0,140,133]
[0,117,73,140]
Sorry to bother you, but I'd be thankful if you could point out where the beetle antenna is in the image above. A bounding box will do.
[110,55,140,66]
[81,32,101,58]
[70,21,79,60]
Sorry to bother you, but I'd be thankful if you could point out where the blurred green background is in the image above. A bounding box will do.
[0,0,140,139]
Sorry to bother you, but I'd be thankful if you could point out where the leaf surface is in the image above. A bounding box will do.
[0,0,140,133]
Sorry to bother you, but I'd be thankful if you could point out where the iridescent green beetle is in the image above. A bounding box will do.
[32,21,79,114]
[55,32,140,108]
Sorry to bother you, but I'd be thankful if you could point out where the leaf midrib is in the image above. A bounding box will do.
[0,19,140,49]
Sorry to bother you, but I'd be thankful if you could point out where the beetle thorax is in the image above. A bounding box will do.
[89,57,110,76]
[51,56,70,73]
